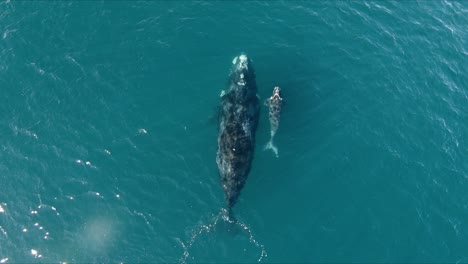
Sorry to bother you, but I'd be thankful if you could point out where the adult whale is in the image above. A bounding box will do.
[216,54,260,216]
[178,55,264,263]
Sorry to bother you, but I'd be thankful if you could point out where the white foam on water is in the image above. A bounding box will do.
[0,258,8,263]
[84,161,96,169]
[30,249,42,258]
[0,226,7,237]
[178,209,267,264]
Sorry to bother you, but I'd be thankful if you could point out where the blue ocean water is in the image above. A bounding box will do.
[1,0,467,262]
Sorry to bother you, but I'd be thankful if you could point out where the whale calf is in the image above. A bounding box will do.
[264,86,283,157]
[216,54,260,215]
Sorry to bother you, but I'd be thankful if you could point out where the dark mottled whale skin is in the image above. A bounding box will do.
[216,54,260,214]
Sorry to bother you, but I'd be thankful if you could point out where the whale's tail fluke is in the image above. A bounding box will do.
[179,207,267,263]
[264,138,278,158]
[222,207,236,223]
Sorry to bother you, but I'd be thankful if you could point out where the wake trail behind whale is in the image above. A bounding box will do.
[178,208,267,263]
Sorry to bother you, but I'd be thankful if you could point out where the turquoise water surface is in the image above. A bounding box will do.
[1,1,468,263]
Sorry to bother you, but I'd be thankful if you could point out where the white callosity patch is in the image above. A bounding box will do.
[237,73,246,86]
[237,54,249,70]
[232,54,249,70]
[238,54,247,62]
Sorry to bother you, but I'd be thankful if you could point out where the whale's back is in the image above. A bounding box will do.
[216,55,259,210]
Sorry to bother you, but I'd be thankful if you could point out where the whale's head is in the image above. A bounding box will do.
[230,54,256,92]
[232,54,250,71]
[273,86,281,96]
[269,86,283,102]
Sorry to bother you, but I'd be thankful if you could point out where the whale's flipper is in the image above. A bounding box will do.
[264,139,278,158]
